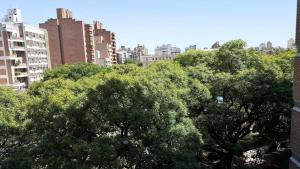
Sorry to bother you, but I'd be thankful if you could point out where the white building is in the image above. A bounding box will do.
[140,54,177,66]
[117,49,132,64]
[287,38,296,49]
[259,43,267,51]
[0,9,50,90]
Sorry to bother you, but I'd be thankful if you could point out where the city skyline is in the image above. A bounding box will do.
[0,0,296,53]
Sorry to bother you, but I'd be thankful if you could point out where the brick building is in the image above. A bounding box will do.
[290,0,300,168]
[40,9,116,67]
[0,9,51,90]
[40,8,95,67]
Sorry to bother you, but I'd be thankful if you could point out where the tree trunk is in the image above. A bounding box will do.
[225,153,233,169]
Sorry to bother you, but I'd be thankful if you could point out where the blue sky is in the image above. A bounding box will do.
[0,0,296,53]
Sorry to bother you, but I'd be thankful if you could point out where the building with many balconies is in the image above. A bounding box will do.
[0,9,50,90]
[93,21,116,66]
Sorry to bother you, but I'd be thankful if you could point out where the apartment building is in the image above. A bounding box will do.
[133,44,148,61]
[40,9,116,67]
[0,9,50,90]
[40,8,95,67]
[94,21,116,66]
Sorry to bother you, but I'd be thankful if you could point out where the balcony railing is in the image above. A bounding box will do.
[14,63,27,69]
[15,72,28,77]
[9,37,24,42]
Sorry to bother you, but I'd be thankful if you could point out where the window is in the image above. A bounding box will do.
[0,41,2,47]
[0,51,4,56]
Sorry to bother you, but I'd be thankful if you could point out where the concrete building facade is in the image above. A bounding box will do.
[155,44,181,56]
[290,0,300,168]
[141,54,176,66]
[40,8,96,67]
[0,9,50,90]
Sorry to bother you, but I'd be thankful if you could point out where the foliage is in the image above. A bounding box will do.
[0,40,295,169]
[43,63,108,81]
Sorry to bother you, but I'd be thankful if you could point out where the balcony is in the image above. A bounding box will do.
[14,63,27,69]
[15,71,28,77]
[11,46,25,51]
[10,82,26,90]
[8,36,24,42]
[10,42,25,51]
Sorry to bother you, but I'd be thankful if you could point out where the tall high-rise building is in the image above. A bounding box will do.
[0,9,50,90]
[290,1,300,168]
[40,8,95,67]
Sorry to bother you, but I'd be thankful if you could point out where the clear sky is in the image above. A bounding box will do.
[0,0,297,53]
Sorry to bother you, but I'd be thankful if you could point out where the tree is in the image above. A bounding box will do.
[0,39,294,169]
[0,87,31,169]
[43,63,107,81]
[24,62,208,169]
[177,43,293,168]
[26,78,117,169]
[86,68,205,169]
[175,50,217,68]
[216,39,261,74]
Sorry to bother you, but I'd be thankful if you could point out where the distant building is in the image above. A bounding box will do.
[258,41,274,54]
[140,44,180,66]
[0,9,51,90]
[266,41,273,49]
[155,44,181,56]
[288,38,296,49]
[117,49,132,64]
[259,43,267,50]
[140,54,176,66]
[132,44,148,61]
[211,41,220,49]
[185,45,197,52]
